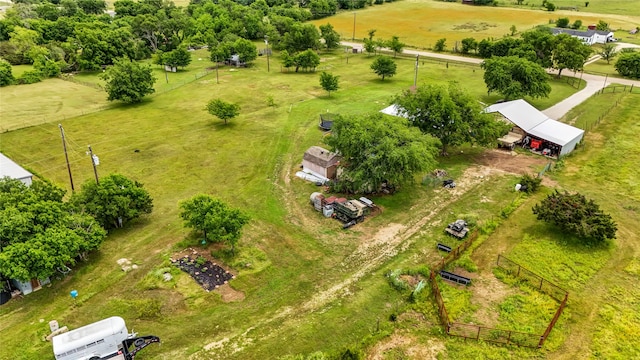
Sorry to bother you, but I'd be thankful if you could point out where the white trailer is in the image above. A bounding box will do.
[52,316,130,360]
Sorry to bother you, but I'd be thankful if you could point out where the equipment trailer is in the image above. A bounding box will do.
[333,200,369,228]
[52,316,160,360]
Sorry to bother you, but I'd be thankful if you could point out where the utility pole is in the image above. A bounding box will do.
[58,124,74,191]
[265,35,270,72]
[414,55,419,88]
[87,145,99,185]
[215,56,219,84]
[352,12,356,41]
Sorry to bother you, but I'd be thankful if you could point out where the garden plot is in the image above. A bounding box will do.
[171,251,234,291]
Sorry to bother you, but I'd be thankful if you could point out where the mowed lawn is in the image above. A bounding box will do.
[0,52,589,359]
[313,0,640,49]
[0,79,111,132]
[465,92,640,359]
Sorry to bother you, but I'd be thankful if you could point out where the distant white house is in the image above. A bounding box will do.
[0,152,32,186]
[551,28,614,45]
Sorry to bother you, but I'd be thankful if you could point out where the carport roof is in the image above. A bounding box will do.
[484,99,547,131]
[484,99,584,146]
[0,153,32,180]
[528,119,584,147]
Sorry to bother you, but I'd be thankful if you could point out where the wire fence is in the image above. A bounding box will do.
[496,254,568,302]
[428,251,569,348]
[579,97,622,133]
[432,230,479,273]
[1,68,217,133]
[595,84,639,95]
[448,322,542,348]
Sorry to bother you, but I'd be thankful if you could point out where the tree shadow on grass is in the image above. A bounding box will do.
[519,220,614,254]
[211,120,239,130]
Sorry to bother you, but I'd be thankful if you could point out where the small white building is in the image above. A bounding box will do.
[551,28,614,45]
[485,99,584,157]
[0,152,33,186]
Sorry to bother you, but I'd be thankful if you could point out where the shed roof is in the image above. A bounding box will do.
[379,104,406,118]
[551,28,613,37]
[484,99,584,146]
[484,99,548,131]
[0,153,32,180]
[528,119,584,146]
[303,146,340,167]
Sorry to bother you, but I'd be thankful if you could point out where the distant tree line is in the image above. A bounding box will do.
[0,0,365,87]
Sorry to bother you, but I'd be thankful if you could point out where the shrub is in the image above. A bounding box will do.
[0,59,14,86]
[385,269,409,291]
[518,173,542,193]
[17,70,44,84]
[532,190,617,243]
[434,38,447,52]
[555,17,570,28]
[572,20,582,29]
[544,1,556,11]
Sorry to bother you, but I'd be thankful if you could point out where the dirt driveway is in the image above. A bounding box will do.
[472,149,550,175]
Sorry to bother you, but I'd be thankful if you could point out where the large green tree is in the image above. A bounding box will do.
[73,174,154,230]
[319,23,340,49]
[614,51,640,78]
[280,23,320,53]
[532,190,617,243]
[100,57,156,103]
[324,113,439,193]
[163,46,192,68]
[0,178,106,281]
[520,27,556,68]
[551,34,591,77]
[394,83,509,155]
[206,98,240,125]
[481,56,551,100]
[292,49,320,72]
[370,56,396,80]
[319,71,339,97]
[179,194,250,253]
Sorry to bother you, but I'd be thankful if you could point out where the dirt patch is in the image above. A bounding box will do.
[170,248,235,292]
[473,149,550,175]
[399,274,420,287]
[216,284,246,302]
[367,332,445,360]
[468,272,516,327]
[453,267,476,280]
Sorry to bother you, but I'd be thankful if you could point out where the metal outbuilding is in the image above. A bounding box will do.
[484,99,584,157]
[0,152,33,186]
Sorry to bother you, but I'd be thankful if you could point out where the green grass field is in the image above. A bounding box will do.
[312,0,640,49]
[0,78,111,132]
[0,49,585,359]
[1,4,640,358]
[499,0,640,16]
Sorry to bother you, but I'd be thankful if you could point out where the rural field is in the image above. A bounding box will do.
[312,0,640,49]
[1,2,640,360]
